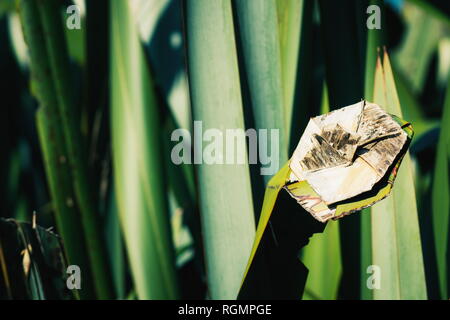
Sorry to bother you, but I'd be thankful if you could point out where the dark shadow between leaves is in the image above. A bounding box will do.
[238,190,326,300]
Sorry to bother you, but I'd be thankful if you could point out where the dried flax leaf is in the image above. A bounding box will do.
[241,94,415,298]
[289,100,410,222]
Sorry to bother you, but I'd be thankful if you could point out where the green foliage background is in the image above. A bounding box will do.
[0,0,449,300]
